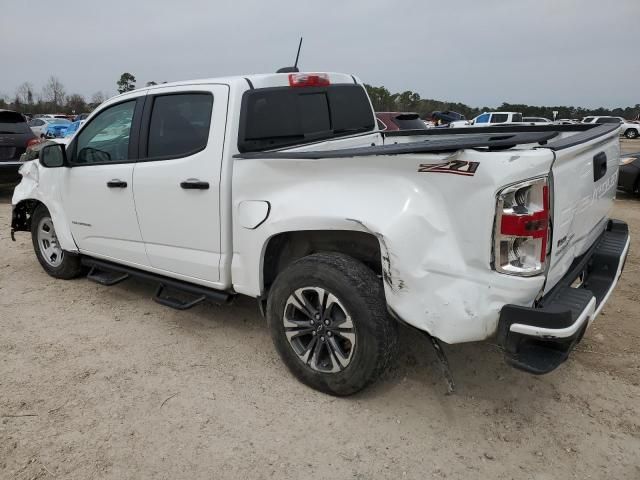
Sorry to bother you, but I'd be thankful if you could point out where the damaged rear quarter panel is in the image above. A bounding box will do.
[231,147,552,343]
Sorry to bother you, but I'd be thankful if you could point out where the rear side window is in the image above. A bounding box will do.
[147,93,213,159]
[595,117,621,124]
[239,85,375,152]
[491,114,509,123]
[511,113,523,122]
[0,111,31,134]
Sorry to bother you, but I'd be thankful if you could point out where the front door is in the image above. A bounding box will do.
[62,97,149,267]
[132,85,228,284]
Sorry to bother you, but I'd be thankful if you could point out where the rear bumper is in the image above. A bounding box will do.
[618,163,639,192]
[497,219,630,374]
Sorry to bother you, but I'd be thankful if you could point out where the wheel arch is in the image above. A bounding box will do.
[261,229,384,296]
[11,197,78,252]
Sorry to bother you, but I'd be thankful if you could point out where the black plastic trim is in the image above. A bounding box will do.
[244,77,254,89]
[542,123,619,151]
[234,131,559,160]
[81,257,232,305]
[497,220,629,374]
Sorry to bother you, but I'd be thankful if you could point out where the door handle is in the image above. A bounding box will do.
[180,179,210,190]
[107,179,127,188]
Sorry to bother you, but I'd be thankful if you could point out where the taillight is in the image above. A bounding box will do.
[288,73,330,88]
[493,177,550,276]
[26,138,41,149]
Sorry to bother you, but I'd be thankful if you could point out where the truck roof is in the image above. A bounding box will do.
[112,72,360,100]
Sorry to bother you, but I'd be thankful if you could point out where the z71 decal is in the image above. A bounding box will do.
[418,160,480,176]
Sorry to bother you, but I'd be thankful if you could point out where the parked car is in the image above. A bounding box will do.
[28,117,71,138]
[0,110,38,185]
[74,113,90,122]
[469,111,523,125]
[11,71,629,395]
[45,119,72,138]
[582,116,640,139]
[431,110,467,127]
[62,120,85,138]
[523,117,552,125]
[618,152,640,195]
[376,112,428,131]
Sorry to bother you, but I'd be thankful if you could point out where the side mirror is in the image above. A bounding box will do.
[39,143,67,168]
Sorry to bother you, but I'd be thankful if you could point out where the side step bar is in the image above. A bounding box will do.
[82,257,232,310]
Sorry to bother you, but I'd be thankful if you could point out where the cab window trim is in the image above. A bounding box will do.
[66,96,146,167]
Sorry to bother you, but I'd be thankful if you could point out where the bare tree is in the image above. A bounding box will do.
[91,91,106,105]
[66,94,87,114]
[42,76,66,107]
[15,82,35,105]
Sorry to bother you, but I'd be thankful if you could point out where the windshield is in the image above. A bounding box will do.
[239,84,375,152]
[0,111,31,134]
[49,118,71,125]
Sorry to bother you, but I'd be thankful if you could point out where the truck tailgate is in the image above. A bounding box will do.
[543,124,621,293]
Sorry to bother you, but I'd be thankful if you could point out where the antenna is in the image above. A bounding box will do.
[276,37,303,73]
[293,37,303,70]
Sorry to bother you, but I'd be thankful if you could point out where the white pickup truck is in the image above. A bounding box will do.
[11,72,630,395]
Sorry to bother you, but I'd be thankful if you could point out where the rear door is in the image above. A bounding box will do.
[61,96,149,266]
[132,84,229,284]
[544,129,620,292]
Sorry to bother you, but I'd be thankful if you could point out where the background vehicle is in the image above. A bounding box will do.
[431,110,467,127]
[73,113,90,122]
[523,117,552,125]
[376,112,427,130]
[28,117,71,138]
[618,152,640,195]
[0,110,37,185]
[11,72,629,396]
[45,119,72,138]
[582,116,639,138]
[61,120,85,138]
[470,111,523,125]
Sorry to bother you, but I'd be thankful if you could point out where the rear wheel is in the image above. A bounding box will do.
[267,252,398,396]
[31,205,82,279]
[624,129,639,139]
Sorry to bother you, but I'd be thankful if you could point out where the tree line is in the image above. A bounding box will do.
[2,75,638,120]
[0,73,162,115]
[364,85,640,120]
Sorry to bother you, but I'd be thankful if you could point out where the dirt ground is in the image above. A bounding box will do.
[1,140,639,480]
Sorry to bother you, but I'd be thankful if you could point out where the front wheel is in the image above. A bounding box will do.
[31,205,82,279]
[267,253,398,396]
[624,129,639,139]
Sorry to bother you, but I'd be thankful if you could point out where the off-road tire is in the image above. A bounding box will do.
[31,205,82,279]
[267,252,398,396]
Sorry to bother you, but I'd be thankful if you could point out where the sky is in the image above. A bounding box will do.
[2,0,639,108]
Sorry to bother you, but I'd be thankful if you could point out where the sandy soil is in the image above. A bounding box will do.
[1,141,639,479]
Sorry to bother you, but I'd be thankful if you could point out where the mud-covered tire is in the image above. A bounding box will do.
[267,252,398,396]
[31,205,82,279]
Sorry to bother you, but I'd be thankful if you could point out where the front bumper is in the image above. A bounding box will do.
[0,161,22,185]
[497,219,630,374]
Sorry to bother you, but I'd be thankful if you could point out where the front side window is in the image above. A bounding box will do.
[147,93,213,159]
[595,117,621,124]
[475,114,490,124]
[74,100,135,164]
[491,113,509,123]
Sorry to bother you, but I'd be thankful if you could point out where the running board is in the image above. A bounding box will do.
[81,257,232,309]
[87,266,130,286]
